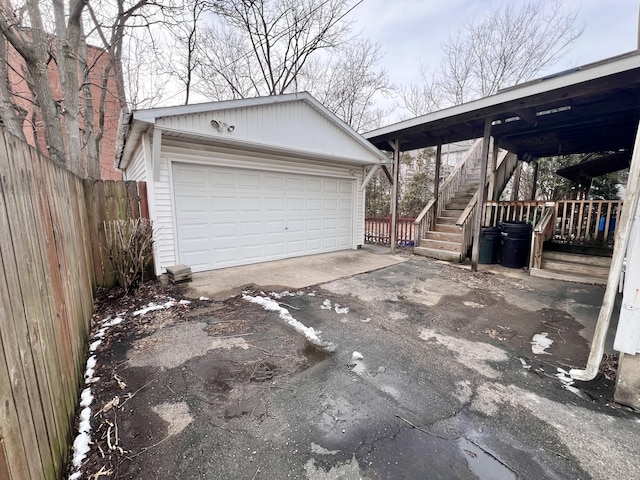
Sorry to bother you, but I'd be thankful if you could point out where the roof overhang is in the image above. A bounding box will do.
[365,51,640,159]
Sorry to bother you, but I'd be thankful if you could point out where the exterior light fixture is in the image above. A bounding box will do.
[211,119,235,133]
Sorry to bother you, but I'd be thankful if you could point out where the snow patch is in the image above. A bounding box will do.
[89,339,102,352]
[311,443,340,455]
[351,351,364,361]
[531,332,553,355]
[519,357,531,369]
[334,304,349,314]
[80,388,93,408]
[243,294,335,350]
[199,296,209,301]
[320,299,332,310]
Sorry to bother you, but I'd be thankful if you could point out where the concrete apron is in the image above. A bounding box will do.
[187,246,408,300]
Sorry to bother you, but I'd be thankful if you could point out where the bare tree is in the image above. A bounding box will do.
[0,0,70,166]
[404,0,583,115]
[199,0,362,97]
[300,39,393,132]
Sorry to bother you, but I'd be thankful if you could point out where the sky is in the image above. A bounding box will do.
[345,0,639,120]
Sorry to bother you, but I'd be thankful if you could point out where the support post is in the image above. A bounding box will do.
[432,144,442,229]
[390,139,400,254]
[530,160,539,200]
[487,140,498,201]
[511,161,522,201]
[571,119,640,381]
[471,119,492,271]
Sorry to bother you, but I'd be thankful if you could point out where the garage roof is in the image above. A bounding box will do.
[117,92,388,170]
[365,51,640,160]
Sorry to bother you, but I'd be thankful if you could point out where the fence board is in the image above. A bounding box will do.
[0,128,149,480]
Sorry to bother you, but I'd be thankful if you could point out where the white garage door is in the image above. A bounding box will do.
[173,163,354,272]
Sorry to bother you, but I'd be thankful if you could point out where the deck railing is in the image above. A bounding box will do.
[414,138,483,244]
[482,200,553,227]
[365,216,416,246]
[554,200,622,245]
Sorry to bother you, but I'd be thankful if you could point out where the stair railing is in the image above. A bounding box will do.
[488,152,518,200]
[413,138,483,245]
[530,205,556,269]
[453,149,509,258]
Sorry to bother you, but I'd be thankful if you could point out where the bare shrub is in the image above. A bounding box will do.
[104,218,154,294]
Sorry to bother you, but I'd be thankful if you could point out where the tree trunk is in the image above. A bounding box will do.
[0,36,26,140]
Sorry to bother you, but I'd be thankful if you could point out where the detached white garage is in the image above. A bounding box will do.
[116,92,386,274]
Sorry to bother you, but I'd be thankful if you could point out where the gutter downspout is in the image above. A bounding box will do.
[571,120,640,381]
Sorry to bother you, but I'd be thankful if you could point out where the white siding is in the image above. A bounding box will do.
[156,101,377,164]
[153,157,177,270]
[149,139,365,273]
[124,144,147,181]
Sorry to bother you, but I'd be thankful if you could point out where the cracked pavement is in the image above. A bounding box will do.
[87,256,639,479]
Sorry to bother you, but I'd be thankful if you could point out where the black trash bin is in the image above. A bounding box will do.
[479,226,501,264]
[500,221,532,268]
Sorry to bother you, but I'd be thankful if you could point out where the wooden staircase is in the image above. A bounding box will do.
[414,173,481,261]
[530,251,611,285]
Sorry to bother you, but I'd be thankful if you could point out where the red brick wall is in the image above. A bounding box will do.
[6,41,122,180]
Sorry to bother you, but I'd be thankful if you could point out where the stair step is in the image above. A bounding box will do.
[542,251,612,267]
[414,246,462,262]
[419,238,462,253]
[446,201,472,209]
[530,268,608,286]
[434,224,462,233]
[540,259,610,279]
[436,216,459,225]
[425,231,462,242]
[439,209,464,218]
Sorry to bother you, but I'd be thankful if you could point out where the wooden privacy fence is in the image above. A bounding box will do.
[0,129,147,480]
[365,216,416,246]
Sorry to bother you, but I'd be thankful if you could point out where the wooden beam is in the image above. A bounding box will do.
[511,161,522,201]
[516,108,537,125]
[487,139,498,201]
[390,139,400,254]
[530,160,539,200]
[381,164,393,184]
[360,164,380,191]
[432,144,442,230]
[471,119,492,271]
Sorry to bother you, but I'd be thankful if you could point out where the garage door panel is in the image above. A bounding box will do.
[212,223,238,238]
[287,177,304,190]
[212,196,237,212]
[307,219,322,231]
[265,198,286,212]
[211,171,235,187]
[239,197,263,212]
[307,178,322,191]
[241,222,263,236]
[265,175,285,189]
[238,173,262,188]
[174,164,354,271]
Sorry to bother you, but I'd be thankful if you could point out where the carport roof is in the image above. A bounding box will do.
[365,51,640,159]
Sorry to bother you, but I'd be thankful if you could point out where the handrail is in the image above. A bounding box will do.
[438,138,483,193]
[456,191,478,227]
[413,138,484,246]
[414,198,436,226]
[529,206,556,269]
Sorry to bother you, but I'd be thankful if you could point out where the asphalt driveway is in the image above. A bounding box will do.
[74,254,639,480]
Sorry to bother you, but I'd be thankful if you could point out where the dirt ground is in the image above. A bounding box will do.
[68,256,637,480]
